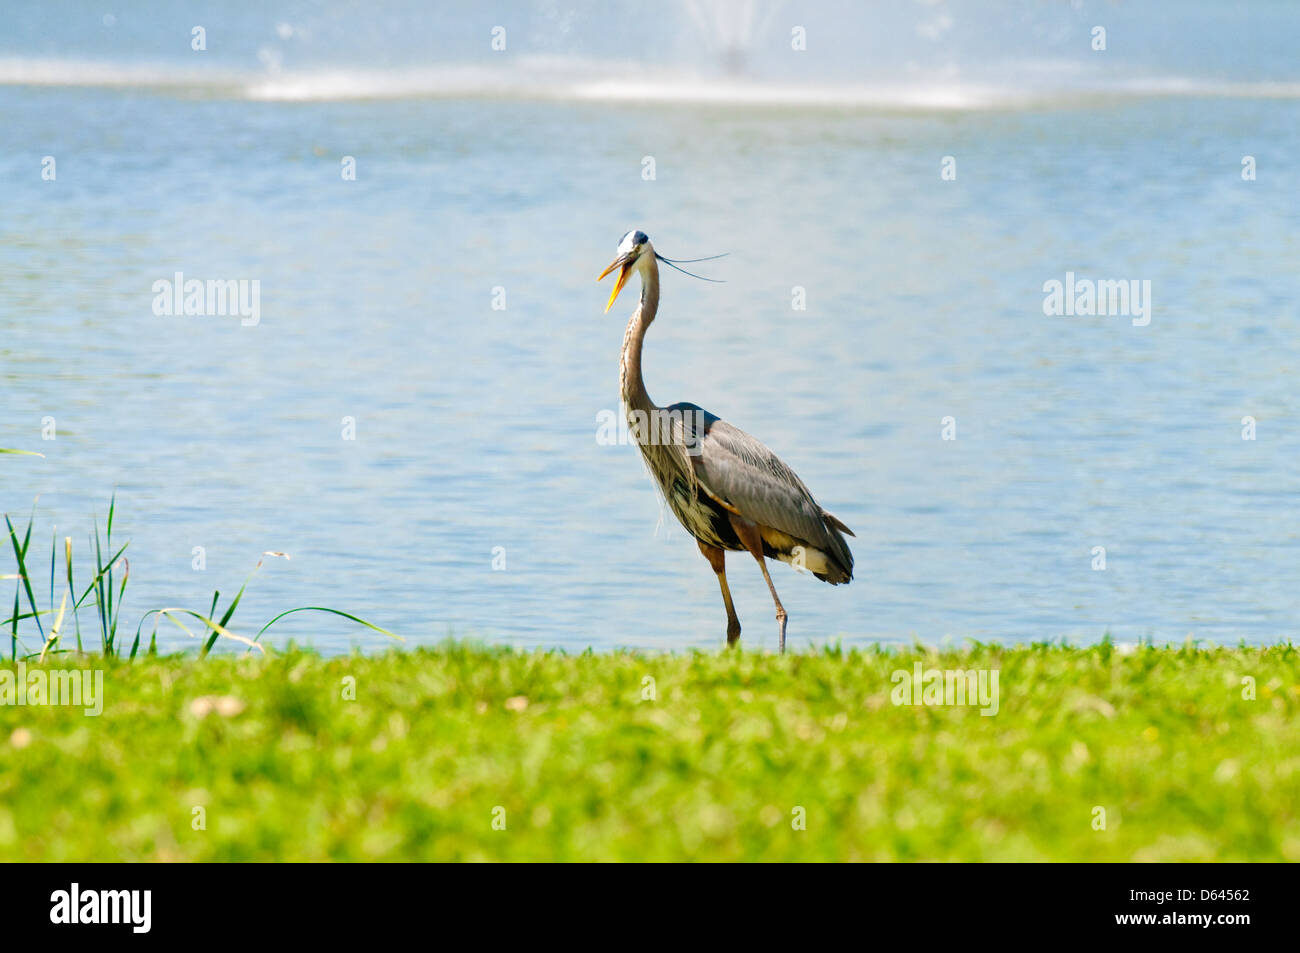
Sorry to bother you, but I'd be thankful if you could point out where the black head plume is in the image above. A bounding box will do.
[654,251,727,283]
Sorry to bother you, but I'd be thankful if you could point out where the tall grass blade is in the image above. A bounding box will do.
[92,524,107,652]
[5,513,45,643]
[137,608,266,654]
[105,492,116,632]
[39,591,69,664]
[110,557,128,651]
[253,607,402,645]
[202,590,221,656]
[71,541,128,612]
[65,537,82,653]
[202,563,266,657]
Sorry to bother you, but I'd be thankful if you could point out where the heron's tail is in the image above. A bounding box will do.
[814,509,854,584]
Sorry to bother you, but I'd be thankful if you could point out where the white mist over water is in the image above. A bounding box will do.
[3,1,1298,106]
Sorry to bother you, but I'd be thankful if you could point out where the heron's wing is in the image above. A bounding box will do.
[667,402,854,576]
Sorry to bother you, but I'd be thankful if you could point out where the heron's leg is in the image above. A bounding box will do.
[697,540,741,647]
[728,516,788,654]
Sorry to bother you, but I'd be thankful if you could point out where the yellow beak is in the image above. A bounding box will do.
[597,257,633,313]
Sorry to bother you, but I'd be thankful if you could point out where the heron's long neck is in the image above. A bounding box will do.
[619,259,660,416]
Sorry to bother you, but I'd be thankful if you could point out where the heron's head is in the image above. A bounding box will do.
[597,229,653,313]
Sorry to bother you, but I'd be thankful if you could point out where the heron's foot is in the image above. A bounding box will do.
[726,620,741,647]
[776,608,788,654]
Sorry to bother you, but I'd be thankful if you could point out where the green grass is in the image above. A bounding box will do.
[1,642,1295,861]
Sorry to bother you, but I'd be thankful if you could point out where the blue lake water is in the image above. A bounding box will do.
[2,2,1299,653]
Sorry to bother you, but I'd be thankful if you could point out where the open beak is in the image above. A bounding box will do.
[597,255,634,313]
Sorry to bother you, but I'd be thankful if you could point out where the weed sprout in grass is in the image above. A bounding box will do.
[3,492,399,661]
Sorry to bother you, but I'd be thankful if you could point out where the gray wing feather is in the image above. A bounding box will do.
[667,402,854,579]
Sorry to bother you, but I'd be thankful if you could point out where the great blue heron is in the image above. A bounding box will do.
[599,229,854,653]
